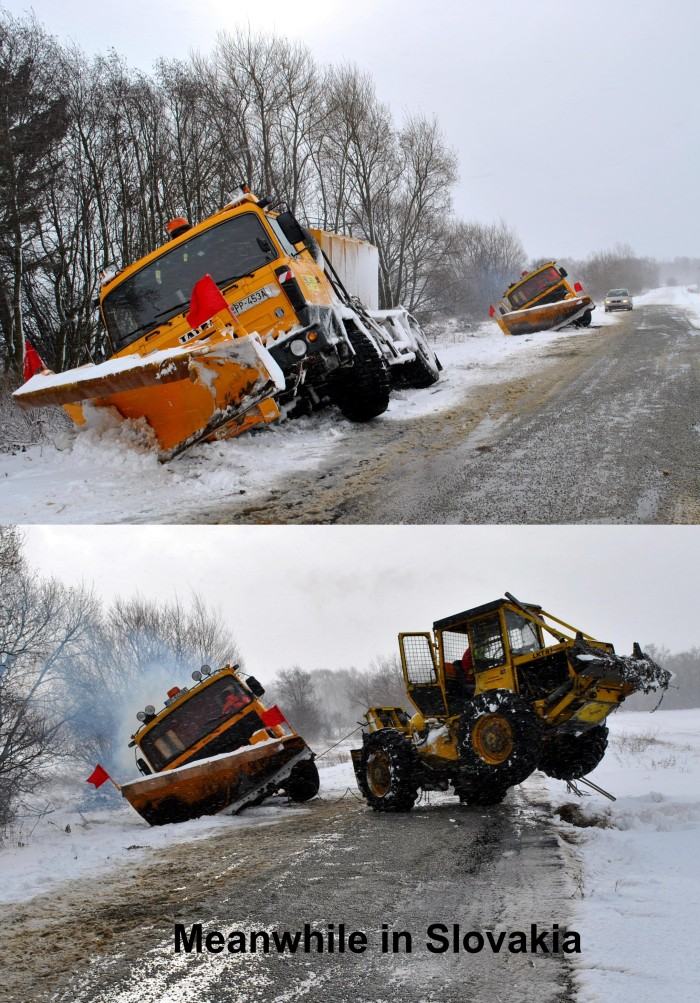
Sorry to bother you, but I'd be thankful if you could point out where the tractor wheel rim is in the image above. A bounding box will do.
[472,714,514,765]
[367,750,392,797]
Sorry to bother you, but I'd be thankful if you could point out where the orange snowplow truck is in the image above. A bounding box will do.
[489,262,594,336]
[122,663,319,826]
[14,187,440,459]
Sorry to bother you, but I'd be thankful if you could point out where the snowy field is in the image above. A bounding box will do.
[0,307,620,524]
[543,708,700,1003]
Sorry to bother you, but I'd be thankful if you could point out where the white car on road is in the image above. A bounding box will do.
[604,288,633,311]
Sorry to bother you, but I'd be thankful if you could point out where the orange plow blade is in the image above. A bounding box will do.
[121,735,313,826]
[12,333,285,460]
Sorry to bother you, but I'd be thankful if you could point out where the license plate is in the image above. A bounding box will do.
[232,286,277,315]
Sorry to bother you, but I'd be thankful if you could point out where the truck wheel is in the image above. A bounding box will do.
[330,328,391,422]
[400,321,441,388]
[458,690,542,787]
[284,759,320,802]
[538,725,609,781]
[358,729,418,812]
[401,341,441,388]
[578,309,593,327]
[454,781,508,806]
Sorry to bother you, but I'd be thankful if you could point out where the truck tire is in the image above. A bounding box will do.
[401,339,441,388]
[284,759,320,802]
[358,728,418,812]
[330,328,390,422]
[458,690,542,787]
[577,309,593,327]
[399,319,441,388]
[538,725,609,781]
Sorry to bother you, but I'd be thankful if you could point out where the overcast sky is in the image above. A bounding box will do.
[22,526,700,684]
[5,0,699,260]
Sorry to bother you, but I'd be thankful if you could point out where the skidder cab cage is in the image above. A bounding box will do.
[351,593,670,813]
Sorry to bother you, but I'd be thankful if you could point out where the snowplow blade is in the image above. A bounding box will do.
[500,295,594,336]
[121,734,314,826]
[12,333,285,460]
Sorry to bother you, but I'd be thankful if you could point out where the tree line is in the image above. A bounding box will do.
[0,8,527,380]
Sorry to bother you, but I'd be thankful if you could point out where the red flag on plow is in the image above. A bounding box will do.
[186,274,234,329]
[86,764,112,789]
[260,705,287,728]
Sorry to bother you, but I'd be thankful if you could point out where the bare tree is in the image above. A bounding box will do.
[0,526,97,827]
[274,666,322,739]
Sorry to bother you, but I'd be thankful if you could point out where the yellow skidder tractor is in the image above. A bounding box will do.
[351,594,670,811]
[121,663,319,825]
[14,187,440,459]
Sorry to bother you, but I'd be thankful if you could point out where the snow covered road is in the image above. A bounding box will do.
[0,307,621,525]
[4,709,699,1003]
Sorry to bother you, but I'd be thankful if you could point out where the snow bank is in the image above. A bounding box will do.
[0,770,299,905]
[543,709,700,1003]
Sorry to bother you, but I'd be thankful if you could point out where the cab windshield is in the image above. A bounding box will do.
[102,213,279,350]
[139,677,252,770]
[505,609,542,656]
[508,266,562,309]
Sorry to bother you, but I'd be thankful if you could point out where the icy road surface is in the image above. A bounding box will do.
[209,294,699,524]
[5,777,576,1003]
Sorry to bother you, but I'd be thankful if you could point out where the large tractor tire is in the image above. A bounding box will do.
[538,725,609,781]
[358,728,418,812]
[284,759,320,802]
[330,328,391,422]
[458,690,542,788]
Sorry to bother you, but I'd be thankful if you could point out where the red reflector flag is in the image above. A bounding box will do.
[186,274,231,329]
[488,305,496,318]
[260,705,287,728]
[86,764,111,789]
[573,281,583,293]
[23,340,46,382]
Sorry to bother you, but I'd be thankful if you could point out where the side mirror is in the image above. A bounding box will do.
[136,757,152,776]
[559,267,568,278]
[246,675,265,697]
[276,211,306,246]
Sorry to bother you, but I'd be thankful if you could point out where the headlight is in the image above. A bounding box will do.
[136,710,147,722]
[289,339,307,357]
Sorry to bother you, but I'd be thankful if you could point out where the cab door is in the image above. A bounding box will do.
[398,633,446,716]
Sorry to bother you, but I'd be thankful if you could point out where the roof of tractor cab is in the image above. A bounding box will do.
[433,598,542,631]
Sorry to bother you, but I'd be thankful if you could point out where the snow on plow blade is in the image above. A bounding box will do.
[573,641,672,695]
[500,295,594,336]
[122,734,313,826]
[12,334,285,461]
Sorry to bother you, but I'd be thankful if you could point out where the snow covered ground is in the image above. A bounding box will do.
[0,770,303,906]
[0,308,618,524]
[543,708,700,1003]
[1,708,698,1002]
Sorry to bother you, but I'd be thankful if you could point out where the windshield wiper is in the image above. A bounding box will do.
[218,271,256,288]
